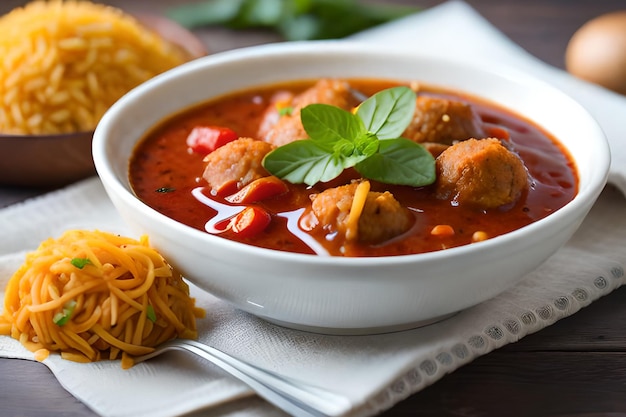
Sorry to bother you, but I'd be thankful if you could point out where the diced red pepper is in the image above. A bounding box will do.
[229,206,271,238]
[225,176,289,204]
[186,126,239,155]
[213,180,239,198]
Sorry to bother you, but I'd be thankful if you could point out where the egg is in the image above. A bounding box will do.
[565,11,626,95]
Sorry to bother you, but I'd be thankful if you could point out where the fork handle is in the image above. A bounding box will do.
[143,339,353,417]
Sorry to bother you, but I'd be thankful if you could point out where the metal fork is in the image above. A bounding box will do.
[134,338,353,417]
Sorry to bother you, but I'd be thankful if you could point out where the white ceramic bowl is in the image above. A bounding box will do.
[93,41,610,334]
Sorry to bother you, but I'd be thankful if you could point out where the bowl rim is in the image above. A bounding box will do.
[93,40,611,267]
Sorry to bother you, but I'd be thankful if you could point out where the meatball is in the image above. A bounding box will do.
[403,96,486,146]
[359,192,415,243]
[310,182,414,244]
[202,137,274,194]
[259,79,360,146]
[435,138,529,209]
[256,90,294,142]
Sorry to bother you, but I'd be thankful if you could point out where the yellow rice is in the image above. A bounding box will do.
[0,1,193,135]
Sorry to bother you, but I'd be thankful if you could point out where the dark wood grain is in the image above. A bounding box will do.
[396,351,626,417]
[0,359,95,417]
[1,0,626,416]
[388,285,626,416]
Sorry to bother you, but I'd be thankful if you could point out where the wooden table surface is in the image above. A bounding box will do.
[2,0,626,416]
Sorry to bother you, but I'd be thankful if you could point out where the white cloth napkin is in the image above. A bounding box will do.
[2,2,626,417]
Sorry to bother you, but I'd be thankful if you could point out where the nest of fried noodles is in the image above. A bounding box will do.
[0,1,193,135]
[0,230,205,369]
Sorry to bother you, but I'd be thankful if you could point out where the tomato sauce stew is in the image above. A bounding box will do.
[129,78,577,257]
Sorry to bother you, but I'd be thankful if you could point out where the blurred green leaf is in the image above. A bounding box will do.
[167,0,420,40]
[167,0,245,27]
[229,0,284,28]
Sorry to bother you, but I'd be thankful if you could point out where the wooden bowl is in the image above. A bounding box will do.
[0,14,207,188]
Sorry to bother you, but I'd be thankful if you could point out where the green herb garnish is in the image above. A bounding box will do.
[146,305,157,323]
[262,86,436,187]
[156,187,176,193]
[167,0,420,41]
[70,258,92,269]
[53,300,77,326]
[278,106,294,116]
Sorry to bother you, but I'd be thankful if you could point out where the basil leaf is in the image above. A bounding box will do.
[340,132,379,167]
[356,86,416,139]
[263,139,343,185]
[301,104,365,143]
[355,138,435,186]
[333,138,355,157]
[354,132,380,157]
[263,86,436,188]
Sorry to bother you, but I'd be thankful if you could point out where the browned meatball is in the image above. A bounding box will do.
[259,79,360,146]
[403,96,486,146]
[202,137,274,194]
[256,90,294,142]
[359,191,415,243]
[310,182,414,244]
[435,138,529,209]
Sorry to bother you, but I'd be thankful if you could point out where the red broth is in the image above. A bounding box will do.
[129,79,577,257]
